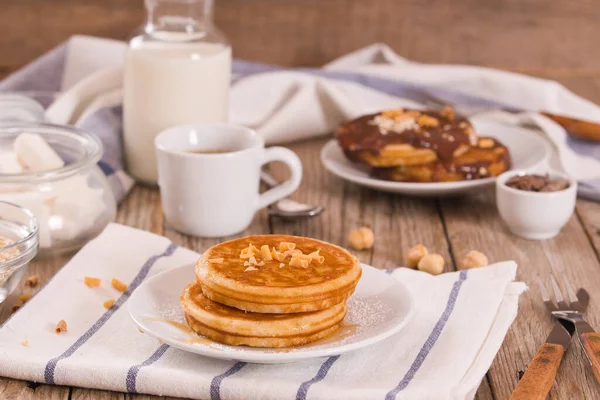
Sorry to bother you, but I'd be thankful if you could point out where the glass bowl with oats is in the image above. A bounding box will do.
[0,201,39,304]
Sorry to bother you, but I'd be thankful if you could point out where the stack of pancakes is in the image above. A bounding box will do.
[181,235,362,348]
[335,108,511,182]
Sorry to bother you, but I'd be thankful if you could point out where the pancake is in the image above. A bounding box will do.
[196,235,362,313]
[181,282,346,347]
[184,313,343,348]
[371,137,511,183]
[336,108,477,167]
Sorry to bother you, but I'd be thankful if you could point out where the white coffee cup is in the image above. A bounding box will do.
[155,124,302,237]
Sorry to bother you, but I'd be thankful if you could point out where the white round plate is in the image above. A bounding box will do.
[320,120,551,196]
[129,263,413,364]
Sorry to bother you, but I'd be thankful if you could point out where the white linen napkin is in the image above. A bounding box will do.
[0,224,525,400]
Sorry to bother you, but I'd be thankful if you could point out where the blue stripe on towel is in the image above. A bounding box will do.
[210,362,247,400]
[43,242,178,385]
[125,343,170,393]
[296,355,341,400]
[385,270,468,399]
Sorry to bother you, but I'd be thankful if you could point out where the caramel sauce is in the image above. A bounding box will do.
[145,318,219,348]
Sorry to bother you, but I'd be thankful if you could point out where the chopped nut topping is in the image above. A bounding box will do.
[279,242,296,251]
[244,266,258,272]
[18,293,32,303]
[21,340,28,347]
[271,248,286,262]
[308,249,325,264]
[55,320,67,334]
[261,245,272,261]
[208,258,224,264]
[441,106,455,120]
[111,278,127,293]
[25,275,39,287]
[289,254,309,268]
[84,276,101,288]
[279,263,285,268]
[478,167,488,176]
[381,109,403,119]
[103,299,116,309]
[417,114,440,127]
[478,138,495,149]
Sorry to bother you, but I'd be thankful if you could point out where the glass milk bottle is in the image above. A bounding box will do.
[123,0,231,185]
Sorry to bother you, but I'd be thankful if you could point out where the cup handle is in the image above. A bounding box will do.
[257,147,302,211]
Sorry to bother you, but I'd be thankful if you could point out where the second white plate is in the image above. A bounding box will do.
[320,120,550,196]
[128,263,414,364]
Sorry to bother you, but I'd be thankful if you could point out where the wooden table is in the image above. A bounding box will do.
[1,81,600,400]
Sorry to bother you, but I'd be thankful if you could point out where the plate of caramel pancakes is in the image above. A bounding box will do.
[322,108,550,196]
[129,235,414,364]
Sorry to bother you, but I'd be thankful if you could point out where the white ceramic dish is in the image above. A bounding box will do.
[129,263,414,364]
[320,120,551,196]
[496,169,577,240]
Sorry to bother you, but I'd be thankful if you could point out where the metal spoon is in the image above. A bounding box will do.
[260,170,324,219]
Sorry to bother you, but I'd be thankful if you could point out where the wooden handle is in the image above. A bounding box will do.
[509,343,564,400]
[581,332,600,384]
[541,112,600,142]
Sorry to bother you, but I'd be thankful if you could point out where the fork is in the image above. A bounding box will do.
[541,274,600,383]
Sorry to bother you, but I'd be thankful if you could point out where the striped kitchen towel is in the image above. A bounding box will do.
[1,36,600,201]
[0,224,525,399]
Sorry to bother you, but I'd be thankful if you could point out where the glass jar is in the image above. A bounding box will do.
[123,0,232,185]
[0,123,116,255]
[0,201,39,304]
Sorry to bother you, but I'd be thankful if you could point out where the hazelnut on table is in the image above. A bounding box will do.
[348,227,375,250]
[418,254,445,275]
[407,244,428,268]
[461,250,489,270]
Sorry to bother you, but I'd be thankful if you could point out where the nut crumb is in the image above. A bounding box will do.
[279,263,285,268]
[21,340,29,347]
[138,328,144,334]
[84,276,101,288]
[348,227,375,250]
[55,320,67,334]
[18,293,32,303]
[208,258,224,264]
[25,275,39,287]
[461,250,489,270]
[103,298,116,309]
[111,278,127,293]
[244,266,258,272]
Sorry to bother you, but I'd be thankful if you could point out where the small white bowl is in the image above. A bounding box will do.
[496,170,577,240]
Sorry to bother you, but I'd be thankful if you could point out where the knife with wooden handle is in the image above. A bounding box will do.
[509,320,575,400]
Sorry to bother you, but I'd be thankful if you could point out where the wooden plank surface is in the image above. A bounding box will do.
[2,0,600,73]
